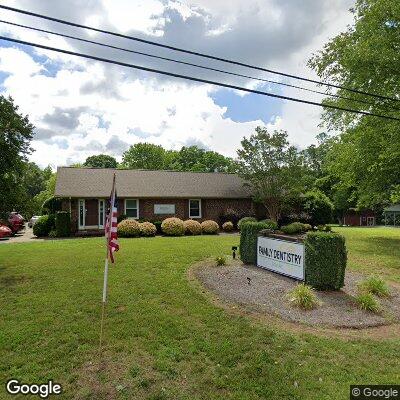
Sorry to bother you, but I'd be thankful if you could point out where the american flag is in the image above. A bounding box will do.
[105,173,119,263]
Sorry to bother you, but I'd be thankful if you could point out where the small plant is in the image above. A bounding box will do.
[354,292,381,313]
[258,219,278,230]
[281,222,306,235]
[358,276,390,298]
[287,283,319,310]
[215,256,226,266]
[222,221,234,232]
[48,229,57,238]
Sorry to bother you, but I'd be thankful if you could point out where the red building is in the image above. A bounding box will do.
[343,209,376,226]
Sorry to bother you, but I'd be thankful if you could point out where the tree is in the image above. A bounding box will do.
[302,190,334,225]
[121,143,166,170]
[308,0,400,208]
[83,154,117,168]
[236,127,304,222]
[0,96,34,218]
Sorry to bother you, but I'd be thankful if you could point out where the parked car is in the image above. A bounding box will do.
[8,212,25,235]
[0,224,12,239]
[28,215,41,228]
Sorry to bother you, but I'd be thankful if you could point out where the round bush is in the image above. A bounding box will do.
[161,217,185,236]
[184,219,202,235]
[201,220,219,234]
[33,214,55,237]
[259,219,278,230]
[222,221,234,232]
[118,219,140,237]
[140,222,157,237]
[238,217,257,230]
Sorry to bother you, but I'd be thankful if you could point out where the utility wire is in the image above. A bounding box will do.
[1,19,397,113]
[1,35,399,122]
[1,4,399,104]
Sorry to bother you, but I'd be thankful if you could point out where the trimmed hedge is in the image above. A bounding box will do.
[118,219,141,237]
[184,219,202,235]
[162,217,185,236]
[239,222,269,264]
[222,221,234,232]
[201,220,219,234]
[304,231,347,290]
[281,222,307,235]
[33,214,55,237]
[259,219,278,230]
[55,211,71,237]
[140,222,157,237]
[237,216,257,230]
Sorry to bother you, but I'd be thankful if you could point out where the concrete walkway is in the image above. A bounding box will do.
[0,225,44,244]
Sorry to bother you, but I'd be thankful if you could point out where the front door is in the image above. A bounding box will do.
[98,199,105,229]
[78,199,85,229]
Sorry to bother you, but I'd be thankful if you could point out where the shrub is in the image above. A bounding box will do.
[201,220,219,234]
[222,221,234,232]
[238,216,257,230]
[48,229,57,239]
[41,196,62,215]
[140,222,157,237]
[304,232,347,290]
[219,208,241,229]
[117,214,127,223]
[287,283,319,310]
[33,214,55,237]
[281,222,306,235]
[303,224,312,231]
[55,211,71,237]
[152,221,162,234]
[358,276,390,298]
[215,256,226,266]
[161,217,185,236]
[302,190,334,225]
[354,292,381,313]
[259,219,278,230]
[118,219,141,237]
[184,219,202,235]
[317,224,331,232]
[239,221,269,264]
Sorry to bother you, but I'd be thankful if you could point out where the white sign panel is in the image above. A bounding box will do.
[154,204,175,214]
[257,236,305,280]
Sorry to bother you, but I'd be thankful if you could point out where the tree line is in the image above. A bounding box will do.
[1,0,398,222]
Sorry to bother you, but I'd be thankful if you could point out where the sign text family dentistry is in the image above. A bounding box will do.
[257,236,305,280]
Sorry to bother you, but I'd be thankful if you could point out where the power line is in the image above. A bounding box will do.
[1,4,399,105]
[2,19,397,113]
[1,35,399,122]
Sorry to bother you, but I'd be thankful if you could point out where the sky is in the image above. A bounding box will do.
[0,0,355,168]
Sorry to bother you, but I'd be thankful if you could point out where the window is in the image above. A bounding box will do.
[189,199,201,218]
[125,199,139,219]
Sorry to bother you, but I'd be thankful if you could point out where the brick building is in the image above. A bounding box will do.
[55,167,256,234]
[343,209,376,226]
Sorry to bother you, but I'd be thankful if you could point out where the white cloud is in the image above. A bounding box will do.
[0,0,355,167]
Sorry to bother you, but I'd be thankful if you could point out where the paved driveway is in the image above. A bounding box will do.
[0,225,44,244]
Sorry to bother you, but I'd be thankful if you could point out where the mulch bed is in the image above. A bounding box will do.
[194,260,400,328]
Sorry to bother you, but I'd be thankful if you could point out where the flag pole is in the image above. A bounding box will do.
[99,249,109,348]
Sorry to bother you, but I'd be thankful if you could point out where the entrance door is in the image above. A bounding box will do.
[98,199,105,228]
[78,199,85,229]
[367,216,375,226]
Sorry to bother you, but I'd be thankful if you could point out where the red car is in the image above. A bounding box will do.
[7,212,25,235]
[0,224,12,239]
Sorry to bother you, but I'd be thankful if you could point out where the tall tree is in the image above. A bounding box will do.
[121,143,166,170]
[83,154,117,168]
[236,127,303,222]
[308,0,400,208]
[0,96,34,217]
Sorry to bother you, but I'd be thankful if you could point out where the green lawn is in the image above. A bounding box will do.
[0,231,399,399]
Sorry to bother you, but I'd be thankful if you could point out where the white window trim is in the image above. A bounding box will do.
[124,198,139,219]
[78,199,85,230]
[98,199,105,229]
[189,199,202,219]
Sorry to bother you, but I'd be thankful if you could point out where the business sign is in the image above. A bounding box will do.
[257,236,305,280]
[154,204,175,214]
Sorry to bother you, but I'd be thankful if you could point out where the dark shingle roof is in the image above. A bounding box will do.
[55,167,251,198]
